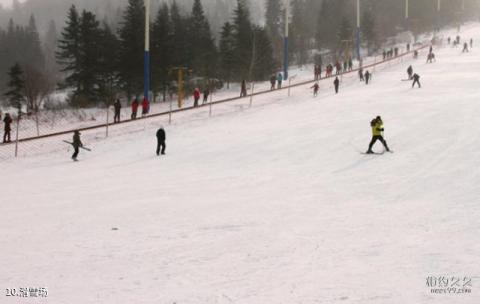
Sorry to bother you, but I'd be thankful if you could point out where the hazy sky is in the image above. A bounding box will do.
[0,0,25,8]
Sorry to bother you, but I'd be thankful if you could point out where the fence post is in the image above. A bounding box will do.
[35,112,40,137]
[249,82,255,107]
[169,97,173,124]
[288,78,292,97]
[106,105,109,138]
[14,113,20,158]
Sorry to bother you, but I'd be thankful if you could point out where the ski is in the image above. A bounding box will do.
[63,140,92,151]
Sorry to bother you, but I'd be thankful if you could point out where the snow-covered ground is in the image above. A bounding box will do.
[1,24,480,303]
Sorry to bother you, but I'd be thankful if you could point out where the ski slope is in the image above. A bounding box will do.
[2,25,480,303]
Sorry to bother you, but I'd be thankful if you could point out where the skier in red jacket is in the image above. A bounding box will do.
[193,88,201,107]
[131,98,139,120]
[141,98,149,117]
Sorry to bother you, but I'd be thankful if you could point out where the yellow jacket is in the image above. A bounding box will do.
[372,121,383,136]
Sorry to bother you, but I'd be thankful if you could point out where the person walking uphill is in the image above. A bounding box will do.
[72,130,83,161]
[3,113,12,143]
[366,116,390,154]
[114,99,122,123]
[156,126,166,156]
[334,77,340,94]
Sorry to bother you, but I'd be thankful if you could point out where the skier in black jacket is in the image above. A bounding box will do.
[3,113,12,143]
[72,130,83,161]
[407,65,413,80]
[333,77,340,94]
[113,99,122,123]
[412,73,421,88]
[156,126,166,156]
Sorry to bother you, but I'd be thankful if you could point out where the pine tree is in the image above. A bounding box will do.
[25,15,45,71]
[337,17,352,43]
[97,22,120,105]
[74,10,102,105]
[152,3,172,101]
[4,63,25,110]
[44,20,59,77]
[264,0,282,62]
[232,0,253,80]
[251,26,276,81]
[362,9,377,55]
[189,0,217,78]
[56,5,81,91]
[118,0,145,99]
[170,0,190,68]
[219,22,236,88]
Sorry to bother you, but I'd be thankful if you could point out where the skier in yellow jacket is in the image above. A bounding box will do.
[366,116,390,154]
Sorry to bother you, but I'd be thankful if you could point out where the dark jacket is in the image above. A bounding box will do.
[156,128,166,142]
[3,115,12,131]
[73,133,83,148]
[114,101,122,112]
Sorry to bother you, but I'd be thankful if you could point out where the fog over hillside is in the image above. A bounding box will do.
[0,0,265,38]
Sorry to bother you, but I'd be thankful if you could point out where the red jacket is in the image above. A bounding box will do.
[193,90,200,99]
[131,100,139,112]
[142,99,148,110]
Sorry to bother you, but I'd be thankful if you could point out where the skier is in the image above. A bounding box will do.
[366,116,390,154]
[3,113,12,143]
[71,130,83,161]
[412,73,421,88]
[447,37,451,45]
[131,98,139,120]
[462,42,469,53]
[413,50,418,59]
[240,80,247,97]
[382,50,387,60]
[141,97,149,116]
[333,77,340,94]
[358,68,364,81]
[407,65,413,80]
[311,82,319,97]
[270,74,276,90]
[470,38,473,48]
[203,88,210,104]
[426,52,435,63]
[348,58,353,71]
[365,70,371,85]
[193,88,201,107]
[156,126,166,156]
[113,99,121,123]
[429,45,433,54]
[343,61,348,72]
[407,43,411,52]
[277,72,283,89]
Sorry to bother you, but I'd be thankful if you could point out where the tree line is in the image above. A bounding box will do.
[2,0,479,109]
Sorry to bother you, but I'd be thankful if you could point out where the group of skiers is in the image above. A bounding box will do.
[383,47,399,60]
[269,72,284,90]
[69,124,167,161]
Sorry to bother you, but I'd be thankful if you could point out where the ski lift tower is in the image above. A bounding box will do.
[144,0,151,106]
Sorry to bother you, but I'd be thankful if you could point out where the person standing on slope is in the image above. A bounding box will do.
[333,77,340,94]
[3,113,12,143]
[311,83,319,97]
[407,65,413,80]
[72,130,83,161]
[365,71,371,85]
[193,88,201,107]
[270,74,276,90]
[114,99,122,123]
[240,80,247,97]
[412,73,421,88]
[156,126,166,156]
[277,72,283,89]
[366,116,390,154]
[131,98,139,120]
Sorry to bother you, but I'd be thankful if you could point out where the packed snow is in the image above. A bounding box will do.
[1,24,480,303]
